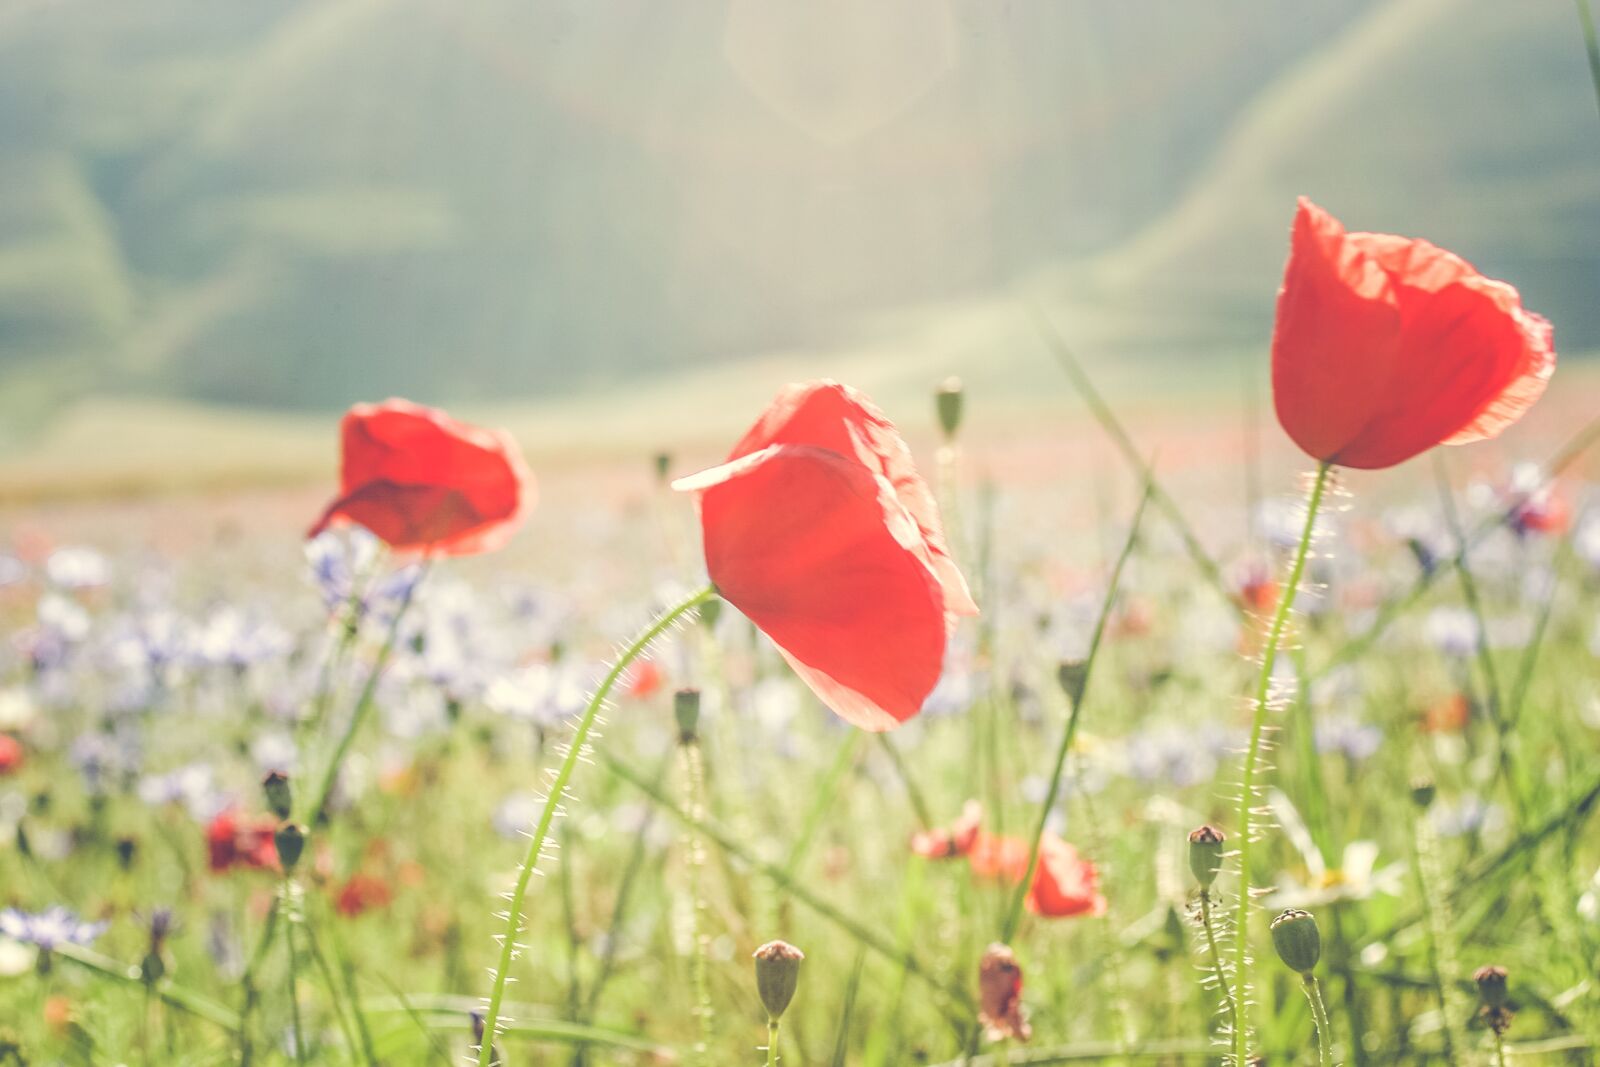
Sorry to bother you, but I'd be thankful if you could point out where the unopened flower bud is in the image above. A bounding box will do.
[653,452,672,486]
[1188,825,1226,889]
[1056,660,1088,708]
[936,377,965,439]
[263,771,293,821]
[1474,965,1509,1009]
[1270,908,1321,975]
[274,823,307,872]
[699,596,722,631]
[1409,777,1436,809]
[674,689,702,744]
[753,940,804,1020]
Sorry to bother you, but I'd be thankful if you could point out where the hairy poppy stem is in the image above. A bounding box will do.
[1197,889,1239,1040]
[1231,461,1331,1066]
[1302,974,1333,1067]
[1000,479,1151,944]
[474,584,716,1067]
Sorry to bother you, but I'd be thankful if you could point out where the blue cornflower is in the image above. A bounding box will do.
[1315,713,1382,762]
[0,906,108,950]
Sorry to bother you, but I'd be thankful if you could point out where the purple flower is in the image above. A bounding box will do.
[0,906,108,950]
[1315,714,1381,762]
[1423,608,1479,658]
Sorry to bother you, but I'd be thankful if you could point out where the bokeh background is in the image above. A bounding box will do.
[1,0,1597,494]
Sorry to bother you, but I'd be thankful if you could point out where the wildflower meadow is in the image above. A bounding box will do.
[3,6,1600,1067]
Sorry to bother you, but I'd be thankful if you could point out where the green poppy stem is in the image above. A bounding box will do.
[1231,461,1332,1065]
[474,584,716,1067]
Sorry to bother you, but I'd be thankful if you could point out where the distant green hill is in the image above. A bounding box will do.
[0,0,1593,423]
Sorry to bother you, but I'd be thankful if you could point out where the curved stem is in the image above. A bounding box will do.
[474,584,715,1067]
[1231,461,1331,1065]
[1001,481,1150,943]
[1303,975,1333,1067]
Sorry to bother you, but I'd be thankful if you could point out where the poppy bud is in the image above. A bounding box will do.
[653,452,672,486]
[753,940,804,1020]
[1409,777,1436,810]
[977,943,1032,1042]
[935,377,965,439]
[1474,965,1509,1009]
[698,596,722,631]
[1188,825,1226,888]
[274,823,307,872]
[114,836,138,870]
[674,689,702,745]
[1270,909,1321,975]
[263,771,293,821]
[1056,660,1088,709]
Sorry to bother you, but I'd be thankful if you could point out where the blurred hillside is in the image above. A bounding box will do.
[0,0,1595,428]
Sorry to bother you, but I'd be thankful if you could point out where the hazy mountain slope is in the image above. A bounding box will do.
[1075,0,1600,354]
[0,1,1368,412]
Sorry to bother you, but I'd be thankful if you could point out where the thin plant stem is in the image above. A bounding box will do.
[1433,455,1527,830]
[1303,975,1334,1067]
[767,1018,781,1067]
[303,559,431,824]
[52,943,240,1032]
[1577,0,1600,122]
[1028,304,1241,620]
[876,733,934,831]
[284,887,308,1066]
[1413,805,1469,1064]
[601,748,975,1015]
[236,897,282,1061]
[1231,461,1332,1066]
[681,735,713,1064]
[1197,889,1240,1044]
[474,584,716,1067]
[299,900,363,1060]
[1312,412,1600,682]
[317,906,381,1066]
[1000,479,1152,944]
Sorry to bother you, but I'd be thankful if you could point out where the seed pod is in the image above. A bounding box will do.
[1056,660,1088,708]
[1474,965,1509,1010]
[674,689,702,745]
[1409,776,1436,810]
[1270,908,1321,975]
[1187,825,1226,888]
[274,823,307,872]
[753,940,804,1020]
[935,377,965,439]
[263,771,293,821]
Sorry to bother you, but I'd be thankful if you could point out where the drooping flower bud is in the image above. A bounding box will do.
[263,771,293,821]
[753,940,804,1020]
[1474,965,1513,1035]
[674,689,702,745]
[977,943,1032,1043]
[1409,776,1436,809]
[935,377,965,440]
[1056,660,1088,708]
[274,823,307,872]
[1270,908,1322,975]
[1187,825,1226,889]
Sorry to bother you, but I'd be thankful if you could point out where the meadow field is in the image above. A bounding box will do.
[1,332,1598,1064]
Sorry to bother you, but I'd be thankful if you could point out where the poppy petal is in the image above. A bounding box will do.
[677,444,947,731]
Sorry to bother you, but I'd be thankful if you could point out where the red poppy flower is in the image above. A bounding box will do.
[308,399,532,557]
[0,735,22,776]
[1028,836,1107,918]
[911,800,982,859]
[206,811,278,873]
[674,382,975,731]
[968,832,1106,919]
[335,873,394,917]
[624,658,665,700]
[1272,198,1554,470]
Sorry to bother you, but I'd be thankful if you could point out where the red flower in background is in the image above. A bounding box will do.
[674,382,975,731]
[1272,198,1554,470]
[206,811,278,873]
[335,873,394,918]
[308,399,532,556]
[967,831,1106,919]
[911,800,982,859]
[0,735,22,775]
[623,658,665,700]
